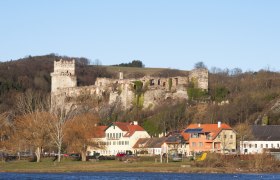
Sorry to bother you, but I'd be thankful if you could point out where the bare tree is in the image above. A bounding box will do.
[65,113,101,161]
[48,97,75,162]
[0,112,14,159]
[234,123,253,154]
[194,61,207,69]
[15,90,50,162]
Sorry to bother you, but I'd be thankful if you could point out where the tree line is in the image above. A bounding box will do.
[0,90,103,162]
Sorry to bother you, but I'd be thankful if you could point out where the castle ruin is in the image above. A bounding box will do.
[51,59,208,111]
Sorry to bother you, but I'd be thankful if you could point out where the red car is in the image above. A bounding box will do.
[116,153,126,157]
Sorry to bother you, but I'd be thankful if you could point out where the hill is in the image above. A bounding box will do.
[0,54,279,132]
[0,55,187,113]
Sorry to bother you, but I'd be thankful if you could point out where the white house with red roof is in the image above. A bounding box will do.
[88,121,150,156]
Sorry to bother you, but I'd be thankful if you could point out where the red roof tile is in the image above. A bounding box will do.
[123,124,145,137]
[113,122,130,131]
[100,122,146,138]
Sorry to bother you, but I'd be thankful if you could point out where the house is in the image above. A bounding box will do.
[133,137,167,155]
[164,131,188,156]
[182,122,236,155]
[240,125,280,154]
[88,121,150,156]
[133,131,187,156]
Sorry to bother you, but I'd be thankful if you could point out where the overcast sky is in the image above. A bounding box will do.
[0,0,280,71]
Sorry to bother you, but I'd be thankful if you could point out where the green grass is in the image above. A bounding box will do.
[0,158,228,173]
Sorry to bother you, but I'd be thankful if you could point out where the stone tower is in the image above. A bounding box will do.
[189,68,209,91]
[51,59,77,92]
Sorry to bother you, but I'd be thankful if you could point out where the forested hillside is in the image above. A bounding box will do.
[0,55,280,135]
[0,54,113,112]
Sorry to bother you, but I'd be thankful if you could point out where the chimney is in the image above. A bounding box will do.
[133,121,138,125]
[218,121,221,128]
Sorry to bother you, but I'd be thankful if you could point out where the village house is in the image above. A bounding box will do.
[240,125,280,154]
[133,131,187,157]
[133,137,167,155]
[182,122,236,155]
[87,121,150,156]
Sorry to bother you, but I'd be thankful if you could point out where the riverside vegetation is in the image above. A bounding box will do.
[0,153,279,173]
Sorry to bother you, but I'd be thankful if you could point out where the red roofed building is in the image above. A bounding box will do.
[88,121,150,156]
[182,122,236,154]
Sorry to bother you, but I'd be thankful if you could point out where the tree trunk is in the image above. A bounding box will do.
[35,147,41,162]
[81,150,87,162]
[57,146,61,162]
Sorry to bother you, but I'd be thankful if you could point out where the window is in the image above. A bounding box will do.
[192,142,196,147]
[224,135,227,139]
[218,135,221,138]
[249,144,252,148]
[230,135,233,139]
[261,144,263,148]
[277,144,279,148]
[266,144,268,148]
[191,133,199,138]
[119,133,122,138]
[255,144,257,148]
[244,144,246,148]
[271,144,274,148]
[113,141,116,145]
[199,142,203,147]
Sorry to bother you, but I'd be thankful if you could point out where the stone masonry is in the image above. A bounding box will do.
[51,59,208,111]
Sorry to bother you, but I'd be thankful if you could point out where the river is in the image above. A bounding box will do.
[0,172,280,179]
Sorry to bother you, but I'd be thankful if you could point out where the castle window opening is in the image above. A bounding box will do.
[175,78,178,86]
[163,82,166,87]
[158,79,161,85]
[150,79,155,86]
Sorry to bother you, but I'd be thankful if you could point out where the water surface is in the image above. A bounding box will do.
[0,172,279,180]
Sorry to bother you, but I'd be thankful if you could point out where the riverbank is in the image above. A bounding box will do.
[0,158,277,174]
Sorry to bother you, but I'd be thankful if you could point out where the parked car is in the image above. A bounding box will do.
[87,152,100,160]
[116,153,126,157]
[69,153,81,161]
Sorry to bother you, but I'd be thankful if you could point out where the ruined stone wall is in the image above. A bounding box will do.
[51,59,208,111]
[189,68,208,91]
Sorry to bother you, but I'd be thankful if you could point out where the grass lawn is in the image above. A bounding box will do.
[0,158,227,173]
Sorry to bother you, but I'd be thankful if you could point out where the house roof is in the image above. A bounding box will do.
[182,123,233,141]
[133,138,150,148]
[133,137,166,149]
[94,126,107,138]
[165,132,185,144]
[102,121,146,137]
[123,124,145,137]
[252,125,280,141]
